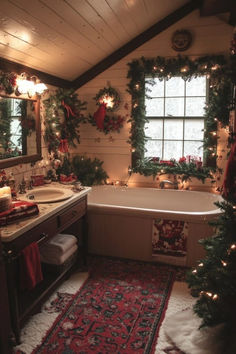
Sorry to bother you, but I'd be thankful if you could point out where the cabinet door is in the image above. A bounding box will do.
[0,235,13,353]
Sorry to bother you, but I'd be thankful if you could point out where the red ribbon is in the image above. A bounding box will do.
[61,100,76,118]
[58,139,69,153]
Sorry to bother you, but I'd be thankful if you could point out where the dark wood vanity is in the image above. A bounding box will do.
[1,188,90,352]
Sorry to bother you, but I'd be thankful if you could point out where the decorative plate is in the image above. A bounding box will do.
[171,30,192,52]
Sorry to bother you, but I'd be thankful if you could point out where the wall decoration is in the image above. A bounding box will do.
[94,86,120,112]
[127,54,234,180]
[171,29,192,52]
[43,88,87,154]
[87,86,125,134]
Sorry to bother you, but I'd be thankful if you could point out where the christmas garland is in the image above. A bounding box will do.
[133,157,216,183]
[43,88,87,153]
[127,54,235,179]
[94,86,120,112]
[0,71,17,95]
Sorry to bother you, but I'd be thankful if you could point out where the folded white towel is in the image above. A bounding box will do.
[41,244,78,265]
[40,233,77,257]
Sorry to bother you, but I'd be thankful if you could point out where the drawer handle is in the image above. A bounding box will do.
[37,233,48,244]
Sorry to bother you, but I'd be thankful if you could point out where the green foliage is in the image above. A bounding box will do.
[87,113,124,134]
[72,155,108,186]
[186,202,236,331]
[133,158,215,182]
[94,86,121,112]
[127,55,234,176]
[43,88,87,153]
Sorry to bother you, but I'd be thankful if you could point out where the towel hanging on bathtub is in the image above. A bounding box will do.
[20,242,43,291]
[152,218,188,257]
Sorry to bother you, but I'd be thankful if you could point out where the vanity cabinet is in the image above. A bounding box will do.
[2,193,88,347]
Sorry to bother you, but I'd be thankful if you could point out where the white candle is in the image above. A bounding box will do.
[0,186,11,195]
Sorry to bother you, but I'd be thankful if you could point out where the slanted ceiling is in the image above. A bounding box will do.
[0,0,234,89]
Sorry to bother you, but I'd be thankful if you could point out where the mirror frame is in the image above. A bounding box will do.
[0,94,42,169]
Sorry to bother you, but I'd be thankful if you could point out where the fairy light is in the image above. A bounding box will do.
[214,117,218,121]
[206,292,213,297]
[198,263,204,267]
[133,103,138,108]
[211,64,219,71]
[131,148,135,153]
[160,169,165,173]
[153,66,157,71]
[211,131,217,136]
[221,260,227,267]
[212,294,218,300]
[192,269,197,274]
[135,84,140,90]
[230,244,236,250]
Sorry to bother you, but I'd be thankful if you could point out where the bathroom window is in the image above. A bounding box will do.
[144,76,207,160]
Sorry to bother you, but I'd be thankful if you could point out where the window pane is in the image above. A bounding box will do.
[145,140,162,158]
[164,119,183,139]
[163,141,182,160]
[186,76,206,96]
[186,97,206,116]
[146,98,164,116]
[184,141,203,159]
[146,78,164,97]
[166,77,184,97]
[184,119,204,140]
[165,97,184,116]
[145,120,163,139]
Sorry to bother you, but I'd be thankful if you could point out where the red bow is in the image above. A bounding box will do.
[58,139,69,153]
[61,100,76,118]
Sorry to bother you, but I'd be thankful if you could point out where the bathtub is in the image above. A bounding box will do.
[87,186,223,267]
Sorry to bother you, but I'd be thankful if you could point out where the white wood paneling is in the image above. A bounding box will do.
[0,0,192,79]
[76,10,233,186]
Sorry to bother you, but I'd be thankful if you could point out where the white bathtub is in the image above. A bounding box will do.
[87,186,223,266]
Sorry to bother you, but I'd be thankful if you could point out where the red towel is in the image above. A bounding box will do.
[20,242,43,290]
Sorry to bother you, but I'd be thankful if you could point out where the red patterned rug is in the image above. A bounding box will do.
[33,256,178,353]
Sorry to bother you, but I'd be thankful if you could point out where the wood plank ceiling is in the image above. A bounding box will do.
[0,0,234,88]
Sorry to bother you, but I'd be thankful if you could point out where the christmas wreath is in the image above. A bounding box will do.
[43,88,87,154]
[87,86,125,134]
[94,86,120,112]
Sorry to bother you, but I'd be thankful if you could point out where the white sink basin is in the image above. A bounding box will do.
[25,187,73,203]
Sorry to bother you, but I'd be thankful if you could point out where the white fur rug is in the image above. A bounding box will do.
[13,270,221,354]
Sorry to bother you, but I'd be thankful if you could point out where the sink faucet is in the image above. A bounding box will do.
[160,176,179,189]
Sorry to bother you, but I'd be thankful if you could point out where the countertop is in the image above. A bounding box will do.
[1,183,91,243]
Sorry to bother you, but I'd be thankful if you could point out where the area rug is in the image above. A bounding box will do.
[31,256,177,353]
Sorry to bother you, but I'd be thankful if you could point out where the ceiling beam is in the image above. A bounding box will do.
[0,57,71,89]
[72,0,202,90]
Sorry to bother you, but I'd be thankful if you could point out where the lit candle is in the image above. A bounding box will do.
[1,186,11,195]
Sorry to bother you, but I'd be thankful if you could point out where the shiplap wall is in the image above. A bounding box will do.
[75,10,233,190]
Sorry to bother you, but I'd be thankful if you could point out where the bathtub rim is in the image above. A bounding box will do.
[88,186,223,223]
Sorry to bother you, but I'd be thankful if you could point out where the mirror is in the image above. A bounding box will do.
[0,95,41,168]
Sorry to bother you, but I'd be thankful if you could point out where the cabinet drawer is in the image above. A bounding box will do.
[59,198,86,229]
[8,217,58,251]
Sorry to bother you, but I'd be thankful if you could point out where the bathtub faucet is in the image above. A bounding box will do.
[159,176,179,189]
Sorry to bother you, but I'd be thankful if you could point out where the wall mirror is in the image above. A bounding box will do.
[0,95,41,168]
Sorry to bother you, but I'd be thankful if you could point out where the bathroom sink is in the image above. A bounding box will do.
[25,187,73,203]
